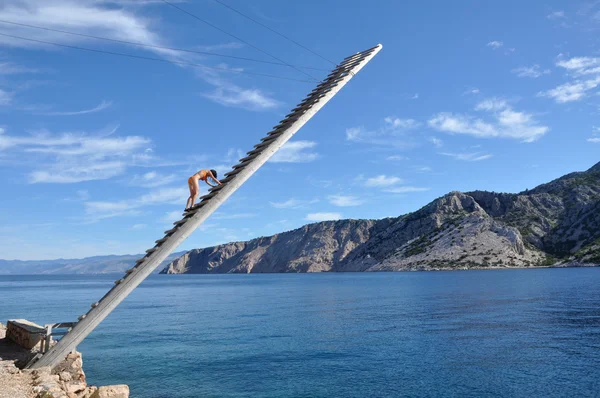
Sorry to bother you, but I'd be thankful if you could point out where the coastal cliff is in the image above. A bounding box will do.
[162,162,600,273]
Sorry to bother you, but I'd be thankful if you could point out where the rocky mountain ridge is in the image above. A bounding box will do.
[162,162,600,273]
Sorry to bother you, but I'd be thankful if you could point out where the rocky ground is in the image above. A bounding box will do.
[0,323,129,398]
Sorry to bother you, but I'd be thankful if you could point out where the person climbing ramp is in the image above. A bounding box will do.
[185,169,222,211]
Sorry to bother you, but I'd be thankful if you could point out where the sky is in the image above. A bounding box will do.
[0,0,599,260]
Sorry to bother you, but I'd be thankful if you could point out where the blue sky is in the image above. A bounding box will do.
[0,0,599,260]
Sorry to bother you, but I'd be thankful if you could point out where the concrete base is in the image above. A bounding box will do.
[6,319,45,350]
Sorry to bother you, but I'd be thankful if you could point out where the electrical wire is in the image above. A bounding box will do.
[210,0,336,66]
[0,19,328,71]
[0,32,315,83]
[159,0,320,82]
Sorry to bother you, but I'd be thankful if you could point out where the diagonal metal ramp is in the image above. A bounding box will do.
[30,44,382,369]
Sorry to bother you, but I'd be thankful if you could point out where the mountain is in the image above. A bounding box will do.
[161,162,600,274]
[0,252,186,275]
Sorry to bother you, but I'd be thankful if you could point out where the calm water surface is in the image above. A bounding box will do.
[1,269,599,397]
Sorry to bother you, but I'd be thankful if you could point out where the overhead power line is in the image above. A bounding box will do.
[159,0,320,82]
[0,32,315,83]
[0,19,328,71]
[211,0,336,66]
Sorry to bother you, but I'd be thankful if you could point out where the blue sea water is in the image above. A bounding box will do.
[1,269,599,398]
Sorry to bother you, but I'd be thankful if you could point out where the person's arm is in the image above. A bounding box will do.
[205,179,217,188]
[208,170,222,186]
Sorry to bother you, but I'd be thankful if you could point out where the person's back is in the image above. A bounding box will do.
[185,169,221,210]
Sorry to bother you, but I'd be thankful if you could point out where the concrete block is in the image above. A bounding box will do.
[6,319,45,349]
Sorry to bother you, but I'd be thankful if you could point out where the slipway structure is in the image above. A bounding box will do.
[30,44,382,369]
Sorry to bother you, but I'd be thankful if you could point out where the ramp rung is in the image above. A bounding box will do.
[163,227,177,235]
[146,248,157,254]
[155,237,168,245]
[135,258,146,265]
[91,302,99,308]
[114,279,123,285]
[173,219,187,226]
[125,268,135,274]
[78,315,86,321]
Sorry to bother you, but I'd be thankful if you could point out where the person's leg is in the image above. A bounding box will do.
[186,178,194,209]
[190,180,200,207]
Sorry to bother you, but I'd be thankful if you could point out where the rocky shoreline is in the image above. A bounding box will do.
[0,323,129,398]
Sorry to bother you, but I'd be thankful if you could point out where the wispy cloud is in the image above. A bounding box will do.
[588,138,600,143]
[0,62,39,75]
[269,140,318,163]
[84,186,188,221]
[386,155,409,161]
[269,198,318,209]
[202,83,280,111]
[487,41,504,49]
[429,137,443,148]
[195,42,244,51]
[0,89,14,106]
[131,223,147,230]
[428,97,549,142]
[346,116,420,148]
[365,175,403,187]
[539,56,600,103]
[383,186,430,193]
[128,171,177,188]
[0,125,161,183]
[305,212,342,222]
[40,100,112,116]
[547,11,566,19]
[212,212,257,220]
[440,152,493,161]
[328,195,364,207]
[512,65,551,78]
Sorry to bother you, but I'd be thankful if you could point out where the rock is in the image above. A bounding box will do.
[89,385,129,398]
[65,381,87,394]
[59,371,72,382]
[77,386,98,398]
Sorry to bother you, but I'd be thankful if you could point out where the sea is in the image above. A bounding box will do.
[1,268,599,398]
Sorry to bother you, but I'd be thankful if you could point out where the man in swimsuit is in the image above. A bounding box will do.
[185,169,222,210]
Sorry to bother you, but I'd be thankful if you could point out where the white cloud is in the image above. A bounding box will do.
[464,88,480,95]
[588,138,600,143]
[346,117,420,147]
[128,171,177,188]
[40,100,112,116]
[85,186,188,221]
[487,41,504,49]
[429,137,443,148]
[539,77,600,103]
[429,98,549,142]
[0,126,175,183]
[212,212,257,220]
[0,0,279,112]
[0,0,179,59]
[383,186,430,193]
[365,175,402,187]
[386,155,408,161]
[0,89,14,105]
[540,56,600,103]
[547,11,565,19]
[269,140,318,163]
[383,117,420,129]
[269,198,318,209]
[0,62,38,75]
[305,212,342,222]
[328,195,364,207]
[440,152,493,161]
[131,223,147,230]
[203,85,280,111]
[512,65,551,78]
